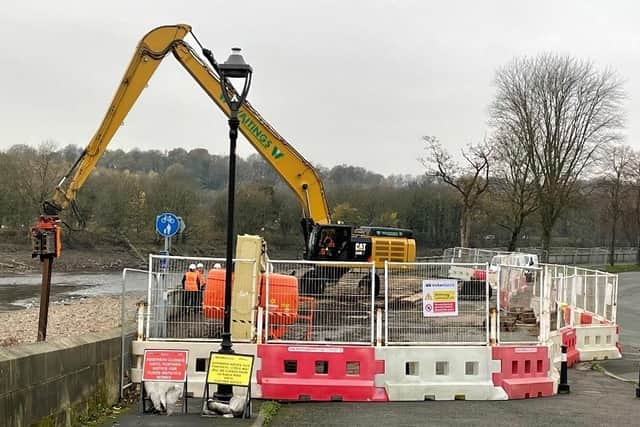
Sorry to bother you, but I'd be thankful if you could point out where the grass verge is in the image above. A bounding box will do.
[260,401,281,426]
[588,264,640,273]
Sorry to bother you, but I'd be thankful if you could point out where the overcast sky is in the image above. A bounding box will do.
[1,0,638,176]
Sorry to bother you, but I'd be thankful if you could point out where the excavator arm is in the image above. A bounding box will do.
[46,24,330,226]
[32,23,331,341]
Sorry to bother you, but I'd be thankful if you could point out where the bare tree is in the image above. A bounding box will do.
[625,151,640,264]
[490,131,538,251]
[5,142,67,224]
[420,136,490,247]
[598,144,633,265]
[490,54,625,255]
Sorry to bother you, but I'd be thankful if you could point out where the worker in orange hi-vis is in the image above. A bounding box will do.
[196,262,205,286]
[181,263,201,315]
[196,262,205,309]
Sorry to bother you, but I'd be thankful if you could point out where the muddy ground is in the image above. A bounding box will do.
[0,242,145,275]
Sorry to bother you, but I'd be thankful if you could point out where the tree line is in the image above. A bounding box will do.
[0,53,635,262]
[0,143,458,255]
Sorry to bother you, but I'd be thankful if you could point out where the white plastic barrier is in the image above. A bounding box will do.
[546,332,562,390]
[131,340,261,398]
[375,347,507,400]
[575,325,621,361]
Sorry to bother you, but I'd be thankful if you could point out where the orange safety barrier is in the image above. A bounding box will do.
[263,296,315,341]
[257,344,387,401]
[261,274,299,339]
[491,346,554,399]
[580,312,593,325]
[499,290,509,310]
[203,269,312,340]
[202,268,228,319]
[562,305,571,326]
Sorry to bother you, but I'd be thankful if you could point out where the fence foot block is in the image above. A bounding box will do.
[502,378,554,399]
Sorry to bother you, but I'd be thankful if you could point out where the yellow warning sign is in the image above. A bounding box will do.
[206,353,254,387]
[433,291,455,301]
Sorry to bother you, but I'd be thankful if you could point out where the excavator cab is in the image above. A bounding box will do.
[305,224,360,261]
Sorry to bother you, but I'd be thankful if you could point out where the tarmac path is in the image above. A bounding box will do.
[600,271,640,380]
[272,368,638,426]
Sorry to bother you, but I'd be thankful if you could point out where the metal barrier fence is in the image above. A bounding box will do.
[444,246,637,265]
[146,254,255,341]
[519,247,637,265]
[132,254,618,350]
[385,262,489,345]
[265,260,375,345]
[544,264,618,325]
[442,247,508,264]
[497,264,543,344]
[120,268,150,398]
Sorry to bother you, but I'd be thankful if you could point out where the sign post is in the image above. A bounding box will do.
[155,212,180,255]
[141,349,189,414]
[202,352,255,418]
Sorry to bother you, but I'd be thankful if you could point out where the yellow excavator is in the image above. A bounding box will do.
[31,24,415,299]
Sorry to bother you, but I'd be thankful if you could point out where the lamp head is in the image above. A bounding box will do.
[219,48,253,79]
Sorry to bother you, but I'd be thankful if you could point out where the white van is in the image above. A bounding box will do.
[490,253,538,269]
[488,253,539,288]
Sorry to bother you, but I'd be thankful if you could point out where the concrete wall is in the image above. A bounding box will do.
[0,328,126,427]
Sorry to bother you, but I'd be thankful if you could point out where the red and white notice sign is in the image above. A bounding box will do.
[422,279,458,317]
[142,349,188,382]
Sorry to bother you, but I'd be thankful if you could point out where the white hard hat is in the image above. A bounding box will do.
[197,263,204,268]
[189,263,196,270]
[214,263,222,269]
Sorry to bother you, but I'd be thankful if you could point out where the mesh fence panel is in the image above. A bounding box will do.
[120,268,150,396]
[583,274,597,315]
[133,253,618,351]
[444,247,507,264]
[555,270,574,330]
[386,262,488,345]
[543,264,618,323]
[547,270,559,334]
[595,272,615,320]
[146,255,254,341]
[498,265,541,343]
[266,261,375,344]
[607,275,618,323]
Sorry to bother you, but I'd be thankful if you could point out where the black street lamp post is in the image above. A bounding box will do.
[206,47,252,403]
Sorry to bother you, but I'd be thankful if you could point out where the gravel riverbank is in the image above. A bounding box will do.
[0,294,142,347]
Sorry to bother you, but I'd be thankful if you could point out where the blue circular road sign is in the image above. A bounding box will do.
[156,212,180,237]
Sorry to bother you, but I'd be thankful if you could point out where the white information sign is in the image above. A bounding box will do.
[422,279,458,317]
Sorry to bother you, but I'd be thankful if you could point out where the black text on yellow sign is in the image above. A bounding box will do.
[206,353,254,387]
[433,291,455,301]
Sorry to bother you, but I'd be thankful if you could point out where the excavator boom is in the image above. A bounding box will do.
[50,24,330,225]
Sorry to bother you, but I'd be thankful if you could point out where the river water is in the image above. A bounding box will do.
[0,271,148,312]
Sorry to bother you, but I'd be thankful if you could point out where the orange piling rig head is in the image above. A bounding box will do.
[31,216,61,259]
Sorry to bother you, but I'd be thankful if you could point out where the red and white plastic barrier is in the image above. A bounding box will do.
[491,346,554,399]
[561,328,579,368]
[256,344,387,401]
